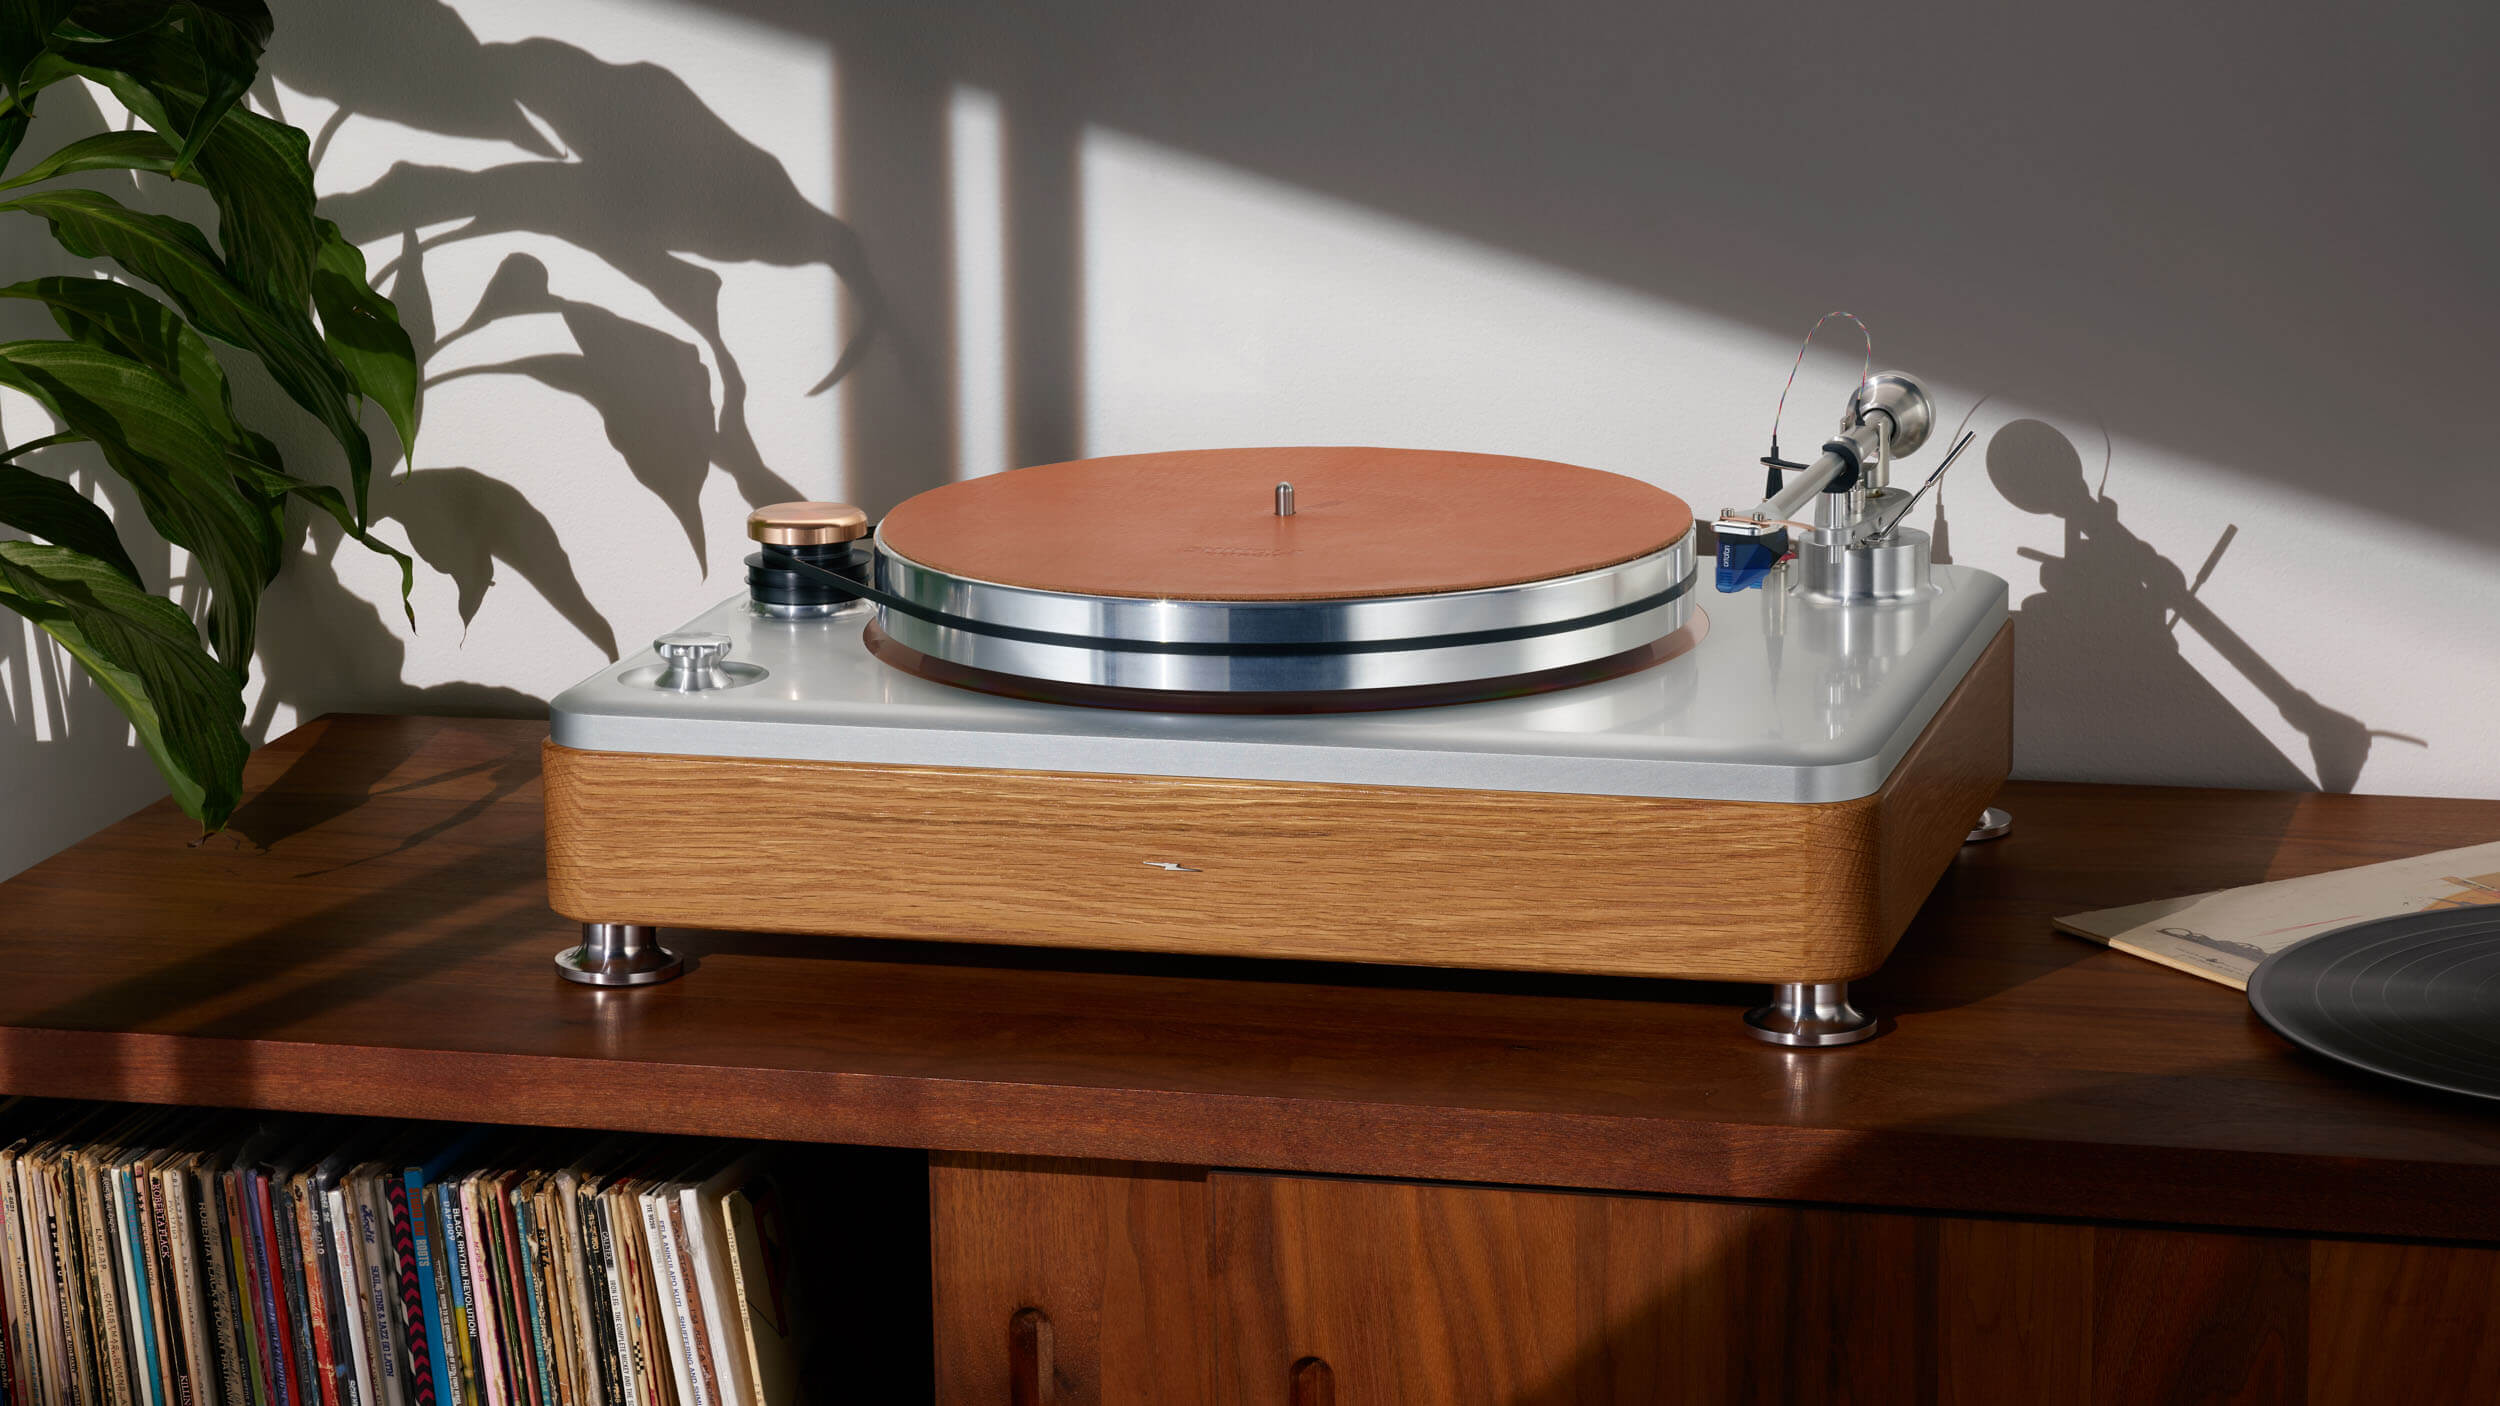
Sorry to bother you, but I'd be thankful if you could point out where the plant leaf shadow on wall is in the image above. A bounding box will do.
[238,0,885,737]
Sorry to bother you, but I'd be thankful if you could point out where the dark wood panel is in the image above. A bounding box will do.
[1210,1175,1941,1406]
[1120,1168,2500,1406]
[2093,1227,2306,1405]
[930,1154,1212,1406]
[2,715,2499,1241]
[1935,1218,2091,1406]
[2308,1240,2500,1404]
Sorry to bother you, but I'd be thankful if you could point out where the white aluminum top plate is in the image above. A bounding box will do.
[548,565,2008,804]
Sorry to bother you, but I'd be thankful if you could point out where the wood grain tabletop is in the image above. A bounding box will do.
[2,714,2495,1241]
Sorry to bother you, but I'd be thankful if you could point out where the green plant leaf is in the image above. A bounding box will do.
[0,186,373,518]
[0,335,279,665]
[164,0,269,175]
[0,0,74,100]
[0,104,28,171]
[0,538,246,826]
[312,219,416,457]
[0,276,417,616]
[0,115,325,378]
[29,25,313,313]
[0,126,173,189]
[0,55,417,487]
[0,451,141,582]
[0,274,232,431]
[182,104,313,311]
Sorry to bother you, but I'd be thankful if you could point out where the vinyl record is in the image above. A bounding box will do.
[2247,907,2500,1102]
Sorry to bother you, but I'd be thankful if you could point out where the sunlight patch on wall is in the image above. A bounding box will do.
[1077,125,1791,482]
[1072,125,2487,798]
[951,84,1009,481]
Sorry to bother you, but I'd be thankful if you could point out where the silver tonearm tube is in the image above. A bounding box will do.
[1718,370,1942,602]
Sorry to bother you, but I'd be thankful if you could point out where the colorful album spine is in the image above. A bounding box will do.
[295,1181,340,1406]
[82,1157,134,1406]
[491,1180,533,1405]
[0,1149,23,1406]
[353,1181,401,1406]
[574,1186,624,1406]
[227,1169,276,1406]
[275,1178,321,1406]
[0,1194,14,1406]
[384,1173,437,1406]
[401,1167,458,1406]
[432,1184,479,1405]
[145,1165,196,1406]
[164,1166,209,1406]
[249,1169,298,1406]
[116,1166,169,1406]
[451,1182,499,1406]
[48,1157,95,1406]
[322,1183,369,1406]
[510,1193,557,1406]
[201,1166,251,1406]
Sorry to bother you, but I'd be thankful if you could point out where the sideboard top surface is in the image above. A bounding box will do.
[4,714,2496,1241]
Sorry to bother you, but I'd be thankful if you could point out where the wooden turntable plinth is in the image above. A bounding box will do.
[545,626,2009,984]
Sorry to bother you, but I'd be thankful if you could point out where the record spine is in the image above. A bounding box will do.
[432,1186,478,1406]
[383,1176,438,1406]
[198,1163,248,1406]
[403,1175,456,1406]
[508,1193,555,1406]
[146,1164,195,1406]
[573,1192,623,1406]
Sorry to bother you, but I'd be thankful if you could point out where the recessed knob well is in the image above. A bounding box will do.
[653,632,734,691]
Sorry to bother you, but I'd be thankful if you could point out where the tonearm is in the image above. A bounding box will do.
[1716,370,1964,602]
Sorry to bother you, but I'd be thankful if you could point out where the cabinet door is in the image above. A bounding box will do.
[935,1156,2500,1405]
[931,1154,1214,1405]
[1208,1172,1934,1406]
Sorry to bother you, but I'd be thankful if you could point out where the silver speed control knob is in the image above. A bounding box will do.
[652,631,734,691]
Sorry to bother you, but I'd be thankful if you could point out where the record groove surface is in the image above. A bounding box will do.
[2247,907,2500,1102]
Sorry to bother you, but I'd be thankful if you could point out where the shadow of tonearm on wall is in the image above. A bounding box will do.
[1989,419,2424,793]
[2019,535,2424,793]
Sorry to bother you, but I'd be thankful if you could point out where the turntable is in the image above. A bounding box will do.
[544,370,2011,1044]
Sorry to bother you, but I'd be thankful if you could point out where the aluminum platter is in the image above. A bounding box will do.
[862,447,1700,707]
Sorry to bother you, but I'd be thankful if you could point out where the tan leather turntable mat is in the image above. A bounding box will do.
[877,447,1694,600]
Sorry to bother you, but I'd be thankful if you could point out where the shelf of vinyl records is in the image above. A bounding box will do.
[0,1099,855,1406]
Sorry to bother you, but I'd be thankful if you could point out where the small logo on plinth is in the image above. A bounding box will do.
[1143,861,1202,872]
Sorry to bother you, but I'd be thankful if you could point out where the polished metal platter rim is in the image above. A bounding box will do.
[871,592,1696,694]
[870,526,1695,646]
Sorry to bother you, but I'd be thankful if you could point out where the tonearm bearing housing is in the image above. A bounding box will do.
[544,371,2009,1044]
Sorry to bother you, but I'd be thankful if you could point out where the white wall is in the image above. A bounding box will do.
[3,0,2493,875]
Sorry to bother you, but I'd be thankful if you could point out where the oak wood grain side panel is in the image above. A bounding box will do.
[930,1154,1213,1406]
[547,745,1841,980]
[2308,1240,2500,1405]
[545,625,2009,982]
[1870,624,2015,936]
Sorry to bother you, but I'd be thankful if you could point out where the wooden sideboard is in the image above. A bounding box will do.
[3,715,2498,1403]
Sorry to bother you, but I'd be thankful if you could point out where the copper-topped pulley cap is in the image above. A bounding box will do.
[747,501,868,546]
